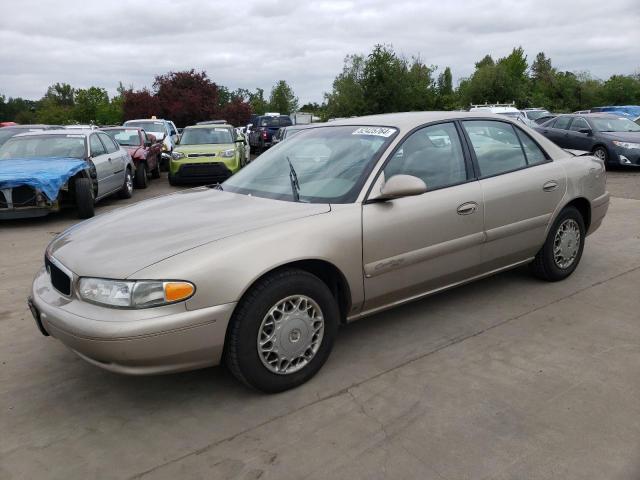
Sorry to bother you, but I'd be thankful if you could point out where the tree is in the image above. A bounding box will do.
[45,83,75,106]
[268,80,298,114]
[122,88,160,121]
[220,97,252,126]
[153,70,220,126]
[324,54,367,118]
[73,87,109,124]
[249,88,269,115]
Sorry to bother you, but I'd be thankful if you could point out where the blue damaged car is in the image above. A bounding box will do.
[0,129,135,219]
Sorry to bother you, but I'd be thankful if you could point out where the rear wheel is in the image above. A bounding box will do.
[118,168,133,199]
[75,178,95,219]
[529,206,585,281]
[135,162,148,189]
[225,269,339,393]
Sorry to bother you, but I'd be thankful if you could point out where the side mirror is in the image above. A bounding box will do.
[578,128,593,135]
[370,174,427,201]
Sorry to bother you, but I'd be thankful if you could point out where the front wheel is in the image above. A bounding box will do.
[75,177,95,219]
[592,146,608,165]
[225,269,339,393]
[529,206,585,282]
[135,162,148,189]
[118,168,133,199]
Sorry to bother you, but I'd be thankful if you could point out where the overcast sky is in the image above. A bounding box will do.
[1,0,638,104]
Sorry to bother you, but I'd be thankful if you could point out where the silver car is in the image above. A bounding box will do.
[1,129,135,219]
[29,112,609,392]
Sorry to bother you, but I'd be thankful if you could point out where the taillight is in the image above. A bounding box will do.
[261,131,268,139]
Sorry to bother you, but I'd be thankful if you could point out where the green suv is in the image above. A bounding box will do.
[169,124,247,185]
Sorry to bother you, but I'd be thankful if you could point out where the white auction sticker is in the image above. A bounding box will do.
[352,127,396,137]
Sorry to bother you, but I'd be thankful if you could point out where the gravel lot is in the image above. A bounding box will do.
[1,169,639,480]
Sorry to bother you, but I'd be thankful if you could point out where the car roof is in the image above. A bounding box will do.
[317,111,526,132]
[184,124,233,129]
[102,126,142,131]
[13,129,93,138]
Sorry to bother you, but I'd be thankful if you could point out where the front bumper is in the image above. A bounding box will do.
[0,207,53,220]
[171,162,234,184]
[615,149,640,166]
[30,266,236,375]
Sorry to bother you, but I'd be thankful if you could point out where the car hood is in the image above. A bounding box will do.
[175,143,235,155]
[47,189,330,278]
[599,131,640,142]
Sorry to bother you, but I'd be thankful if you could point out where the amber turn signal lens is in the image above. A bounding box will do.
[164,282,195,302]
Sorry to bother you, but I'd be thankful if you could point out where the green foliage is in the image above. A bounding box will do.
[325,45,437,118]
[268,80,299,114]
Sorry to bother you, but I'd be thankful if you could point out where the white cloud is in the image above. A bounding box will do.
[0,0,638,103]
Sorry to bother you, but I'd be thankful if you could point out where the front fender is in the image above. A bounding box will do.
[129,204,365,315]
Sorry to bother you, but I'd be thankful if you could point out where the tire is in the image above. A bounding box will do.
[529,206,585,282]
[135,162,148,189]
[118,168,133,199]
[75,177,95,219]
[592,146,608,165]
[151,158,161,179]
[168,173,178,186]
[225,269,339,393]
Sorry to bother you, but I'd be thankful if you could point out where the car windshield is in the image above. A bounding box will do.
[0,135,86,159]
[258,117,280,127]
[124,121,166,135]
[498,112,521,118]
[180,128,234,145]
[223,125,397,203]
[526,110,550,120]
[104,129,141,146]
[591,117,640,132]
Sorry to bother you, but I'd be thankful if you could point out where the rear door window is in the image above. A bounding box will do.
[462,120,527,177]
[553,116,572,130]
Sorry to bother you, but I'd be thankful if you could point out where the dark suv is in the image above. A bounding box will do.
[248,115,292,152]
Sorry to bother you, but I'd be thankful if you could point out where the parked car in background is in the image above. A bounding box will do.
[271,124,311,145]
[29,112,609,392]
[123,118,179,168]
[536,113,640,167]
[248,114,292,152]
[102,127,162,189]
[0,129,134,219]
[169,123,246,185]
[521,108,552,123]
[534,114,557,125]
[591,105,640,118]
[65,125,99,130]
[0,125,62,147]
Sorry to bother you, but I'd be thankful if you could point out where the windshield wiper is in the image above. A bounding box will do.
[286,156,300,202]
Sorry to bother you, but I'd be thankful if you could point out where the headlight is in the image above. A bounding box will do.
[613,141,640,150]
[171,151,185,160]
[219,149,235,158]
[78,278,195,308]
[162,143,169,151]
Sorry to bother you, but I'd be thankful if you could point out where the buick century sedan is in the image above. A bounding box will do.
[29,112,609,392]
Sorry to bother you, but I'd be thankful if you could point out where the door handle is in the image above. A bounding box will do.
[543,181,558,192]
[457,202,478,215]
[543,130,548,134]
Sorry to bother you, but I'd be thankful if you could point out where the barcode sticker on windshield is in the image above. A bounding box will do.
[352,127,396,137]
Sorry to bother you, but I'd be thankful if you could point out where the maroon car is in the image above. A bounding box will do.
[102,127,162,188]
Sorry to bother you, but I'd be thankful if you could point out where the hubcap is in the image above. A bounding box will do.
[257,295,324,375]
[553,219,581,269]
[126,172,133,193]
[594,148,606,161]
